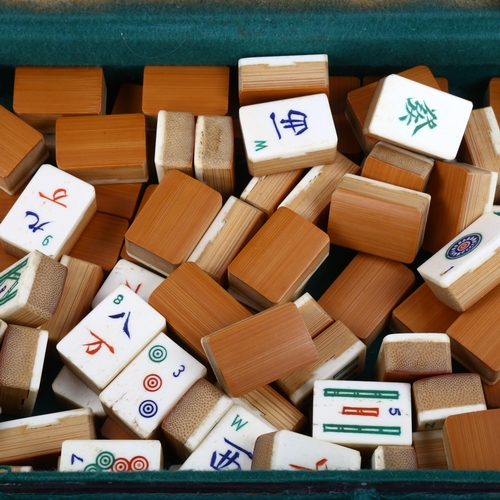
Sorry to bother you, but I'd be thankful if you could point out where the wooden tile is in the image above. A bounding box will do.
[94,183,143,220]
[228,207,330,310]
[486,77,500,124]
[412,430,448,469]
[279,153,360,228]
[294,292,333,339]
[390,283,460,334]
[13,67,106,134]
[442,408,500,470]
[483,380,500,409]
[335,114,362,157]
[329,76,360,115]
[56,114,147,184]
[142,66,229,129]
[111,83,143,115]
[188,197,264,286]
[238,54,329,106]
[99,417,135,440]
[361,141,434,191]
[0,325,48,416]
[371,445,418,470]
[412,373,486,431]
[423,160,496,254]
[202,302,318,397]
[328,174,430,264]
[419,212,500,312]
[375,333,452,383]
[318,252,415,346]
[125,170,222,276]
[436,77,449,92]
[0,182,25,221]
[0,105,48,195]
[240,93,337,176]
[155,111,195,181]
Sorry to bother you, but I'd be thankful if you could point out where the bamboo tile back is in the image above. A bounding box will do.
[94,183,143,220]
[111,83,143,115]
[294,293,333,339]
[486,78,500,124]
[412,430,448,469]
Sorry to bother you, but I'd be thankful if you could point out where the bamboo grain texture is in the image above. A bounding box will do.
[295,293,333,339]
[94,183,143,220]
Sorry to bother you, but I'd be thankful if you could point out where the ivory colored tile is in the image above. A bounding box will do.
[238,54,329,106]
[240,93,337,176]
[442,409,500,470]
[155,110,195,181]
[412,430,448,469]
[188,196,265,286]
[0,105,48,195]
[59,439,163,472]
[371,445,417,470]
[0,325,48,416]
[125,170,222,276]
[56,114,148,184]
[161,378,233,460]
[202,302,318,397]
[111,83,143,115]
[313,380,412,451]
[0,250,67,328]
[294,292,333,339]
[56,283,166,393]
[412,373,486,431]
[228,207,330,310]
[364,74,472,160]
[0,164,96,260]
[179,404,276,471]
[375,333,452,383]
[252,430,361,471]
[389,283,461,334]
[94,183,143,220]
[418,212,500,312]
[328,174,430,263]
[99,333,207,439]
[13,67,106,134]
[318,252,415,346]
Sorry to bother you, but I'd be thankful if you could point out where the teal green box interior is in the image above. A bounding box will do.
[1,1,500,498]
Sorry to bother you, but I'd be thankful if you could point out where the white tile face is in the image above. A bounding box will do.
[238,54,328,68]
[91,259,164,308]
[313,380,412,450]
[56,283,166,393]
[0,164,96,260]
[99,333,207,439]
[364,74,472,160]
[239,94,337,165]
[180,405,276,471]
[0,252,34,318]
[417,212,500,288]
[59,440,163,471]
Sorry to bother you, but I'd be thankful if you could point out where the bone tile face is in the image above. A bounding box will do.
[179,405,276,471]
[99,333,207,439]
[364,74,472,160]
[0,164,96,260]
[59,439,163,471]
[56,283,166,393]
[313,380,412,451]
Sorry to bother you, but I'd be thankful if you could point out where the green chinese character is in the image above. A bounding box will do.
[399,98,437,136]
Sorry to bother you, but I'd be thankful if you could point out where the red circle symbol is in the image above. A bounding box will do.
[131,456,149,471]
[457,242,470,252]
[143,374,162,392]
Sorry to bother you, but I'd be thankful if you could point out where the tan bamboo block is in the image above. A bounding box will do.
[0,105,48,195]
[240,169,305,218]
[202,302,318,397]
[125,170,222,276]
[56,114,148,184]
[13,67,106,134]
[0,408,96,466]
[94,183,143,220]
[424,162,496,255]
[436,77,449,92]
[412,430,448,469]
[155,111,195,181]
[0,248,20,273]
[40,255,103,349]
[294,293,333,339]
[486,77,500,124]
[100,417,136,440]
[446,284,500,385]
[68,212,128,273]
[371,445,418,470]
[413,373,486,431]
[318,252,415,346]
[142,66,230,129]
[0,325,48,416]
[442,409,500,470]
[275,320,366,407]
[148,262,252,361]
[375,333,452,383]
[0,182,25,221]
[362,76,383,86]
[345,66,440,154]
[238,54,329,107]
[194,115,234,200]
[228,207,330,310]
[361,141,434,191]
[483,380,500,409]
[279,153,360,228]
[390,283,461,334]
[328,174,430,263]
[188,196,265,286]
[111,83,143,114]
